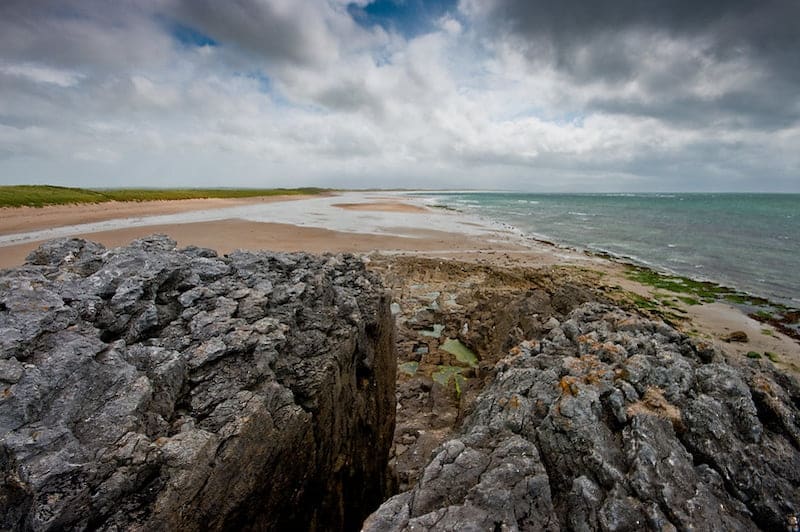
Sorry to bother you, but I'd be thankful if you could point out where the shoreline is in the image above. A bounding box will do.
[418,192,800,309]
[0,194,319,236]
[416,194,800,340]
[1,191,797,376]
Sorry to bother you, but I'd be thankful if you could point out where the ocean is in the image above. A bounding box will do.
[422,192,800,307]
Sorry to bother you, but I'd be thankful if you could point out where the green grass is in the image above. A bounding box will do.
[0,185,326,208]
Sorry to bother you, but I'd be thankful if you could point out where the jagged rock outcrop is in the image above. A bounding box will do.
[365,303,800,531]
[0,235,395,531]
[369,256,601,494]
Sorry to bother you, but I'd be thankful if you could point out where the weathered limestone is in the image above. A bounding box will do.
[0,235,395,531]
[366,303,800,531]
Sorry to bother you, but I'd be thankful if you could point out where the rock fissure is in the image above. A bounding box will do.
[0,235,396,531]
[365,296,800,531]
[4,240,800,530]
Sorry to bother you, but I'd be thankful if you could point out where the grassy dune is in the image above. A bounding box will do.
[0,185,326,208]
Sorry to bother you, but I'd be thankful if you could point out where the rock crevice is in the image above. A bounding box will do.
[0,235,396,531]
[365,303,800,531]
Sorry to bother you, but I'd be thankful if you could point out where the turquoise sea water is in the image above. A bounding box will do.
[423,193,800,307]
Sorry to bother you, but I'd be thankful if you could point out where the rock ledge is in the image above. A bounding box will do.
[1,235,395,531]
[366,302,800,531]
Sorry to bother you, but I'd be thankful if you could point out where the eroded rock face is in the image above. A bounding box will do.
[368,256,602,494]
[365,303,800,531]
[0,235,395,531]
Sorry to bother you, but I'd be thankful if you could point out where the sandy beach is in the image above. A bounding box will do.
[0,191,797,375]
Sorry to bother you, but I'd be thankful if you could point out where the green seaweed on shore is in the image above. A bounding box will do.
[765,352,780,363]
[625,265,783,314]
[631,294,659,311]
[622,292,686,328]
[746,351,762,359]
[625,266,729,302]
[440,338,478,368]
[723,293,768,306]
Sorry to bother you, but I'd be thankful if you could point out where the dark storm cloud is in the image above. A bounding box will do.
[168,0,339,66]
[477,0,800,127]
[481,0,799,66]
[0,0,170,72]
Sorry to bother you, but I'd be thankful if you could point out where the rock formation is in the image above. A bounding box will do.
[368,256,601,494]
[0,235,395,531]
[365,303,800,531]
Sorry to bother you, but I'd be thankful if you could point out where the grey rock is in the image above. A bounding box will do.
[366,302,800,531]
[0,235,396,531]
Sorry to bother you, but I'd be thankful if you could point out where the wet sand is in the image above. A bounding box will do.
[333,202,429,213]
[0,219,525,269]
[0,195,315,236]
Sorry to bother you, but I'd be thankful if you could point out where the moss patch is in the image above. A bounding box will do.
[440,338,478,368]
[432,366,468,397]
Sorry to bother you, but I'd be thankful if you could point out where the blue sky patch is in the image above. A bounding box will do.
[348,0,459,37]
[163,19,218,47]
[238,71,272,93]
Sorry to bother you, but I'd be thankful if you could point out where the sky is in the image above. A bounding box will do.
[1,0,799,192]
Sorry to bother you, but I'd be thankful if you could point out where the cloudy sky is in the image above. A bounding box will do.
[1,0,798,191]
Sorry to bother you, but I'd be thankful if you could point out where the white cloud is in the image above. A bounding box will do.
[0,0,797,191]
[0,63,83,87]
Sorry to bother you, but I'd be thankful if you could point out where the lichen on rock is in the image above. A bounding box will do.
[365,302,800,531]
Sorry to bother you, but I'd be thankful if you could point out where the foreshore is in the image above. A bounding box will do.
[0,191,797,375]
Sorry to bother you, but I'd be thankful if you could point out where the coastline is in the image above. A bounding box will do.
[0,190,797,376]
[419,192,800,310]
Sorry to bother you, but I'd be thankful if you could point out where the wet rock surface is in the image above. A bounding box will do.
[0,235,395,531]
[365,301,800,531]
